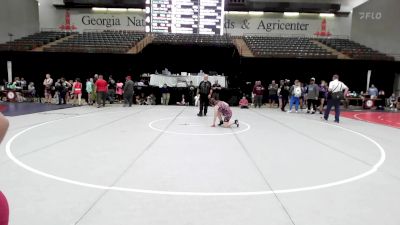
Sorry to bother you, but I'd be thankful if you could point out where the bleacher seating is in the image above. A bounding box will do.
[152,34,233,47]
[44,30,145,54]
[0,31,73,51]
[1,31,395,61]
[318,38,394,61]
[244,36,337,59]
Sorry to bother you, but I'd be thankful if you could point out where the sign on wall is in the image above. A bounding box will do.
[223,14,350,36]
[45,8,351,37]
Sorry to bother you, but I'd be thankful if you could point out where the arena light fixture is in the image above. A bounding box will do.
[108,8,128,12]
[284,12,300,16]
[128,8,143,12]
[226,11,248,15]
[320,13,335,17]
[248,11,264,15]
[92,7,108,11]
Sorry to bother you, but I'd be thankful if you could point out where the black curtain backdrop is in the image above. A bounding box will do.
[1,46,399,102]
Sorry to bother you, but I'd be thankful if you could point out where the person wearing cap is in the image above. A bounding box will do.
[305,78,320,114]
[123,76,134,107]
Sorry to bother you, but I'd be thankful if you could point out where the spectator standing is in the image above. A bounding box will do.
[116,80,124,103]
[187,81,196,106]
[318,80,328,114]
[306,78,319,114]
[92,76,97,105]
[268,80,279,108]
[160,84,170,105]
[197,75,212,116]
[211,80,222,100]
[288,80,302,113]
[389,93,397,111]
[43,74,53,104]
[72,78,82,106]
[95,75,108,108]
[123,76,134,107]
[56,78,67,105]
[299,82,306,110]
[252,81,264,108]
[278,80,284,109]
[323,74,349,123]
[280,80,290,112]
[85,78,94,105]
[66,80,73,104]
[108,76,116,104]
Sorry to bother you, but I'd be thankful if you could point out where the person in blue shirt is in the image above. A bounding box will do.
[367,84,379,98]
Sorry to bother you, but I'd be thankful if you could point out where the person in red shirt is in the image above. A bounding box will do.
[95,75,108,108]
[72,78,82,106]
[252,80,264,108]
[239,96,249,109]
[0,113,9,225]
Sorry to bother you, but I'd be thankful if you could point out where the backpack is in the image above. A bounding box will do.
[294,86,302,97]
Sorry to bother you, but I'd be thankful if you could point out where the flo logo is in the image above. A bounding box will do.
[59,10,77,30]
[359,12,382,20]
[314,18,331,37]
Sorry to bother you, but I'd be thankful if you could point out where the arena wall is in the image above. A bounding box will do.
[0,0,40,43]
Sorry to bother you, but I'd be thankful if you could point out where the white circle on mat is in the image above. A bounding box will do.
[5,115,386,196]
[148,116,251,136]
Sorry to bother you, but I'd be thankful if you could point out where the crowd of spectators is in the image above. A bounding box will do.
[1,73,399,112]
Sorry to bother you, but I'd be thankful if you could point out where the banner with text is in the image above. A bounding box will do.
[41,8,351,37]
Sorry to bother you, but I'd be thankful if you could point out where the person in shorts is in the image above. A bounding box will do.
[318,80,328,114]
[268,80,279,108]
[210,98,239,128]
[43,74,53,104]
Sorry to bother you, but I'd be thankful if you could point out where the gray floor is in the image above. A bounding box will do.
[1,105,400,225]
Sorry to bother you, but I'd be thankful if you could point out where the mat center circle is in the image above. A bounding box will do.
[148,116,250,135]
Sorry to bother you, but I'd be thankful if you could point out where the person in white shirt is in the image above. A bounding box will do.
[43,74,53,104]
[323,74,349,123]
